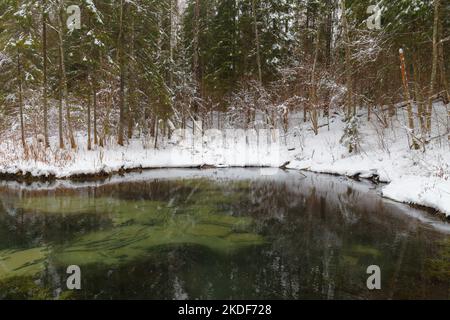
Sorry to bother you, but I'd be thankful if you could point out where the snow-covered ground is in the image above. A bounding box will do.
[286,102,450,218]
[0,102,449,218]
[0,129,286,177]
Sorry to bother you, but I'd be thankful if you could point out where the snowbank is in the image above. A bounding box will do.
[1,103,449,218]
[284,103,450,218]
[0,130,286,179]
[382,176,450,217]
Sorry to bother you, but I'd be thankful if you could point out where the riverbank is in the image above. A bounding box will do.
[285,103,450,218]
[0,133,285,182]
[1,168,448,299]
[1,104,449,218]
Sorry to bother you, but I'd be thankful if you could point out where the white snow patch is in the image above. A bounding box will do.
[383,176,450,217]
[1,102,449,219]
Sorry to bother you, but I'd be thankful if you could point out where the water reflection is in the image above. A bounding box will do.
[0,169,448,299]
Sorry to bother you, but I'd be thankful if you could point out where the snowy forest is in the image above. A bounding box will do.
[0,0,450,302]
[0,0,449,215]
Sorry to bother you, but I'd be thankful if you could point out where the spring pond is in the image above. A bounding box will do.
[0,169,448,299]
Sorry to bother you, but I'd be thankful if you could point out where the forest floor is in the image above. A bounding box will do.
[0,102,449,218]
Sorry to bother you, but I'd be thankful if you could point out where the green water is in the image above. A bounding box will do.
[0,169,448,299]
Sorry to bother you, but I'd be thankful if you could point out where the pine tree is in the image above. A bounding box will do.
[0,0,41,150]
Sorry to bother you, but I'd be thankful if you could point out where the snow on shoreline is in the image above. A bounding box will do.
[286,160,450,218]
[382,176,450,217]
[0,130,287,178]
[286,155,450,218]
[1,106,449,218]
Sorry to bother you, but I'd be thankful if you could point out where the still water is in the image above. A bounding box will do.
[0,169,448,299]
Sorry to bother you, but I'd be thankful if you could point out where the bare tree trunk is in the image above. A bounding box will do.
[426,0,440,134]
[252,0,262,84]
[58,74,64,149]
[101,87,112,149]
[310,24,320,135]
[340,0,353,118]
[325,0,333,67]
[58,5,76,149]
[439,44,449,104]
[17,49,26,151]
[193,0,201,83]
[87,86,92,151]
[90,55,98,146]
[57,6,63,149]
[436,8,450,141]
[169,0,175,89]
[399,48,418,149]
[42,0,49,148]
[117,0,126,146]
[154,117,159,149]
[438,17,449,104]
[93,81,98,145]
[192,0,201,127]
[412,56,426,134]
[127,15,135,140]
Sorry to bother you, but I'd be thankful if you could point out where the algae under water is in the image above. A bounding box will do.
[0,169,448,299]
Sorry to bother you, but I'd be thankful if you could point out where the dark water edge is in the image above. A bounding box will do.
[0,169,449,300]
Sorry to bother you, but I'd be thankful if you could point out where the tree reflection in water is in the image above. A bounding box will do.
[0,169,448,299]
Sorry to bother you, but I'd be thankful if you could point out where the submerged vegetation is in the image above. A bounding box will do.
[426,238,450,282]
[0,179,264,288]
[0,247,48,281]
[0,174,448,299]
